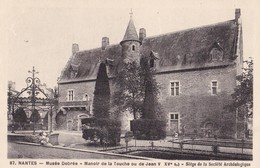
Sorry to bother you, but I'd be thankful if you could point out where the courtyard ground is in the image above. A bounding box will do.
[8,130,252,159]
[54,130,252,155]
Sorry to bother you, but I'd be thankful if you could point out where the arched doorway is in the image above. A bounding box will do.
[204,122,214,138]
[78,114,89,131]
[56,110,67,130]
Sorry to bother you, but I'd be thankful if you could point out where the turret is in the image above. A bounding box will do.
[120,12,141,64]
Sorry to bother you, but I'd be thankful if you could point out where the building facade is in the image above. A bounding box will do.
[57,9,243,137]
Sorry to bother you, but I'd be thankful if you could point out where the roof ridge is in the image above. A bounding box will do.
[77,43,120,54]
[144,19,236,40]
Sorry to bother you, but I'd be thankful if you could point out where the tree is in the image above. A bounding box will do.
[231,58,253,117]
[113,61,144,119]
[140,56,162,119]
[13,107,28,129]
[224,58,253,138]
[129,56,166,140]
[92,63,110,118]
[84,63,122,146]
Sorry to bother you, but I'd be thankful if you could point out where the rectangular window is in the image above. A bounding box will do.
[68,90,74,101]
[171,81,180,96]
[170,113,179,120]
[211,81,218,95]
[169,113,179,133]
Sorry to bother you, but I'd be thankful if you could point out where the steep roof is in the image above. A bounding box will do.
[59,19,239,83]
[120,18,140,44]
[59,44,122,83]
[141,20,238,72]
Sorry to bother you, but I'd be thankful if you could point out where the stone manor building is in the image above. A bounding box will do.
[57,9,243,137]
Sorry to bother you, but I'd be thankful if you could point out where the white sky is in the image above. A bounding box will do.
[2,0,259,91]
[1,0,260,161]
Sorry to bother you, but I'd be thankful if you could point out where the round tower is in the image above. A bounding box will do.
[120,14,141,64]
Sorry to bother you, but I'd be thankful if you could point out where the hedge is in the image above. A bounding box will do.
[82,118,121,146]
[130,119,166,140]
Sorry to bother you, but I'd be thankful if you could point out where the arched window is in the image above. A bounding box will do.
[132,45,135,51]
[83,93,89,101]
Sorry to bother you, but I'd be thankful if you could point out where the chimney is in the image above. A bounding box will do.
[235,8,241,23]
[102,37,109,50]
[72,43,79,55]
[139,28,146,42]
[8,81,15,90]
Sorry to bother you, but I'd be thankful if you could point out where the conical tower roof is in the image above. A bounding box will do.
[120,17,141,45]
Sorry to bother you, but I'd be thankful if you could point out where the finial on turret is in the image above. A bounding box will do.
[129,8,133,18]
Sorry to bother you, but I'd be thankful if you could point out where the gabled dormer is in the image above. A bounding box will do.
[209,42,224,62]
[69,63,80,78]
[149,51,159,68]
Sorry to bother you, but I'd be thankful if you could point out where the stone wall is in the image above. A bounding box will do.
[155,65,237,136]
[58,81,95,130]
[58,64,238,137]
[59,81,96,103]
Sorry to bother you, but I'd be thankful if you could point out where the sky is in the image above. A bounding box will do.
[1,0,260,162]
[2,0,259,91]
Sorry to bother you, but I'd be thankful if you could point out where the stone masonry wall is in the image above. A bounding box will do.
[59,81,96,103]
[58,64,237,136]
[156,64,237,136]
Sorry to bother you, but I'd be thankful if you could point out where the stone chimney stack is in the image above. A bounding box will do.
[72,43,79,55]
[102,37,109,50]
[235,8,241,24]
[8,81,15,90]
[139,28,146,42]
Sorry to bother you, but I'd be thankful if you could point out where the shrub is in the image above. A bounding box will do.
[82,117,121,146]
[130,119,166,140]
[24,134,40,143]
[218,119,236,139]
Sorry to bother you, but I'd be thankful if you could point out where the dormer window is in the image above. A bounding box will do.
[149,50,159,68]
[132,45,135,51]
[210,48,223,61]
[70,63,80,78]
[209,42,223,61]
[70,71,77,78]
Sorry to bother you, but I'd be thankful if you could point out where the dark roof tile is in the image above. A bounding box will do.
[59,19,238,83]
[121,18,140,44]
[141,20,237,70]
